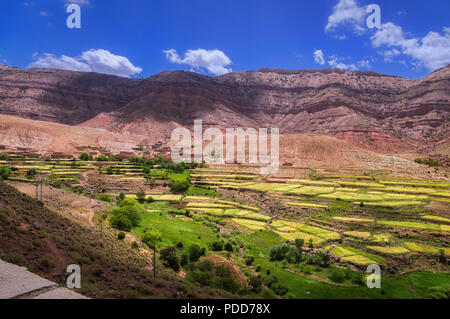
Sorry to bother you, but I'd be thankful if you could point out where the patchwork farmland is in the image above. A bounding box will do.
[0,155,449,299]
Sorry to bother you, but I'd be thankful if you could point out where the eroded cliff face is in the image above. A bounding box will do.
[0,64,449,154]
[0,65,146,125]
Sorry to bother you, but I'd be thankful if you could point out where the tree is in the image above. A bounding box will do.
[141,231,162,249]
[117,192,126,203]
[117,232,126,240]
[285,247,302,264]
[136,190,146,203]
[109,206,141,231]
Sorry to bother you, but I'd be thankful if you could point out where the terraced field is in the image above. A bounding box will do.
[1,158,449,299]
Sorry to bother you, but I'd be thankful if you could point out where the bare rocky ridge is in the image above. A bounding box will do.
[0,64,448,157]
[0,65,146,125]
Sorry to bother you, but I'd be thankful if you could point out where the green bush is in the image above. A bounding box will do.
[110,214,133,232]
[0,153,9,160]
[160,246,181,271]
[136,190,146,203]
[109,206,141,231]
[0,167,11,180]
[210,240,224,251]
[329,268,346,283]
[99,194,111,202]
[119,198,138,207]
[79,152,93,161]
[169,180,190,193]
[96,155,109,162]
[141,230,162,248]
[188,244,206,262]
[118,232,126,240]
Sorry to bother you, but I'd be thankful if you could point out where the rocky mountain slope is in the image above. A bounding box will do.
[0,64,448,155]
[0,65,146,125]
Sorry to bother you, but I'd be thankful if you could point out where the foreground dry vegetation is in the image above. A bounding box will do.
[0,153,449,299]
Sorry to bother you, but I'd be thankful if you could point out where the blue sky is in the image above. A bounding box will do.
[0,0,449,78]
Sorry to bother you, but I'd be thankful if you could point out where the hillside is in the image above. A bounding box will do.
[0,181,233,299]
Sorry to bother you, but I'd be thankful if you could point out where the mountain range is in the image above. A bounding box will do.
[0,63,448,162]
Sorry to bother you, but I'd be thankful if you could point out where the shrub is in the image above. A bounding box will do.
[186,271,213,287]
[39,254,55,269]
[117,192,126,203]
[180,253,190,266]
[109,206,141,231]
[136,190,146,203]
[117,232,126,240]
[248,275,262,292]
[119,198,139,207]
[329,268,346,283]
[26,169,37,179]
[0,167,11,180]
[96,155,109,162]
[79,153,93,161]
[110,214,133,232]
[169,180,190,193]
[198,260,214,272]
[147,196,155,203]
[99,194,111,202]
[224,242,234,252]
[131,242,139,249]
[244,256,255,266]
[188,244,205,262]
[160,246,181,271]
[210,240,224,251]
[0,153,9,160]
[215,277,240,294]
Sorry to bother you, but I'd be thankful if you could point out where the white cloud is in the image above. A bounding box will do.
[381,48,401,62]
[313,50,325,65]
[357,59,372,69]
[325,0,366,34]
[28,49,142,78]
[163,48,232,76]
[372,23,450,71]
[328,55,357,70]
